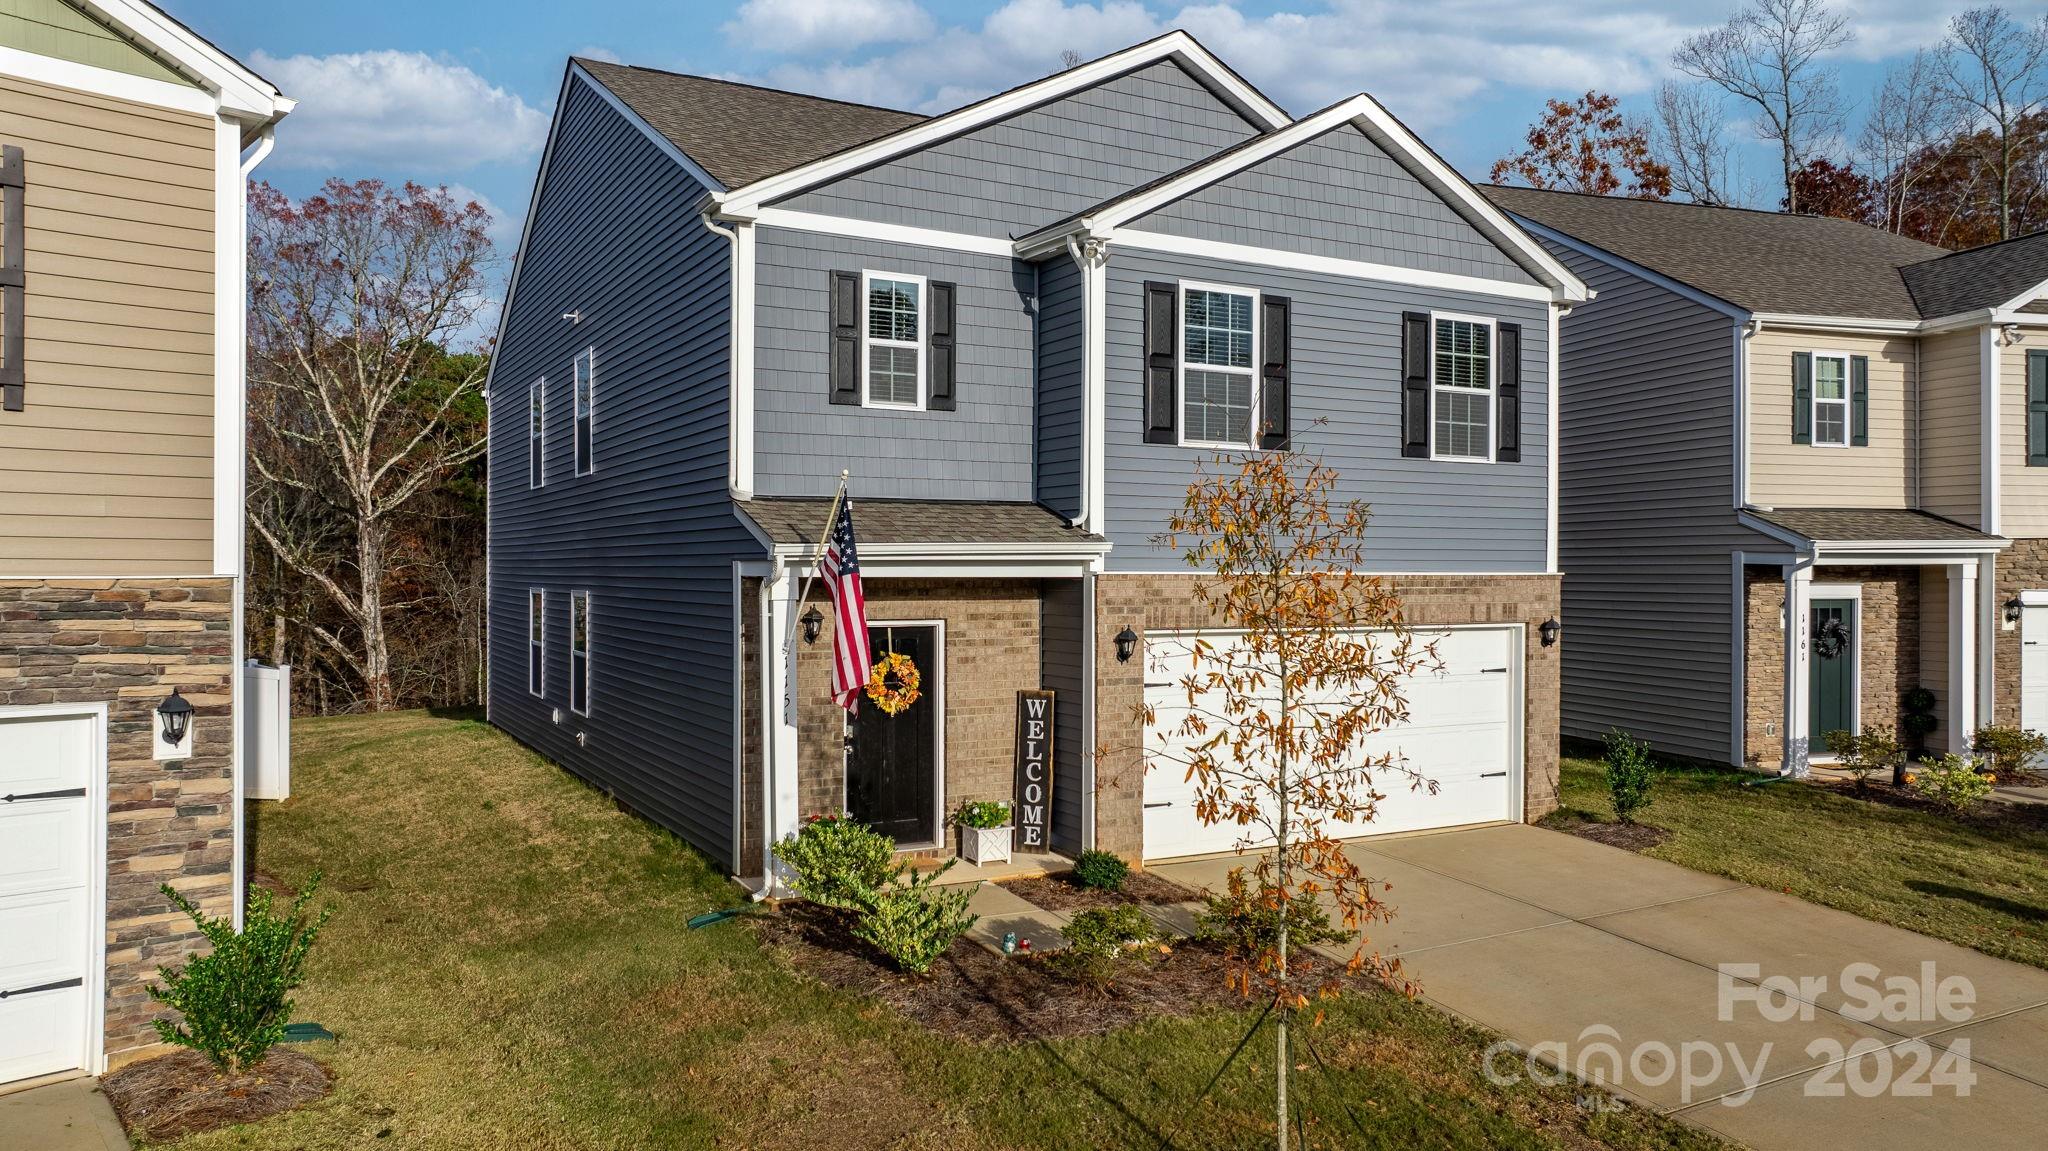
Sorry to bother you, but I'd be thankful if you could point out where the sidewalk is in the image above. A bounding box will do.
[0,1077,128,1151]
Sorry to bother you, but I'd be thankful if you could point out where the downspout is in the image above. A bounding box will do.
[240,123,276,175]
[700,210,753,501]
[1737,318,1762,510]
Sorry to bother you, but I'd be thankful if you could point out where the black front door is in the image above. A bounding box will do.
[847,625,938,844]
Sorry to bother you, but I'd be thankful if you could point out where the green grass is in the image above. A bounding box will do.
[1553,756,2048,971]
[155,712,1728,1151]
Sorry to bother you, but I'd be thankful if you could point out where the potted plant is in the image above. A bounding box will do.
[954,800,1013,865]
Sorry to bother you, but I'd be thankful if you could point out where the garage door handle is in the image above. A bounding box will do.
[1143,802,1172,809]
[1,787,85,803]
[1480,667,1508,674]
[0,977,82,1000]
[1480,771,1508,779]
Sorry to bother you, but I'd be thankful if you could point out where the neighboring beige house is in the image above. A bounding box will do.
[0,0,289,1086]
[1488,186,2048,773]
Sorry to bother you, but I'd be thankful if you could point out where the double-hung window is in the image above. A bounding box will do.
[573,349,595,475]
[1811,352,1849,447]
[1180,283,1258,448]
[1431,314,1494,461]
[528,380,545,488]
[528,589,545,696]
[570,590,591,716]
[862,271,924,408]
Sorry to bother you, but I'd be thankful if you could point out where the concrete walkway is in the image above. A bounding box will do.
[1153,823,2048,1151]
[0,1076,129,1151]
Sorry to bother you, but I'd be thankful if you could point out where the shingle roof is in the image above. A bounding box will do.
[573,59,926,189]
[1901,230,2048,318]
[737,498,1106,548]
[1482,186,1948,320]
[1751,507,2002,544]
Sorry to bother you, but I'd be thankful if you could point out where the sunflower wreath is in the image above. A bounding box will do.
[864,650,923,716]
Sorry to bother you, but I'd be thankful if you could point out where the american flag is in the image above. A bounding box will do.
[819,497,872,712]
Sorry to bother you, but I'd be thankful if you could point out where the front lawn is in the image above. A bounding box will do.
[1552,756,2048,971]
[167,712,1727,1150]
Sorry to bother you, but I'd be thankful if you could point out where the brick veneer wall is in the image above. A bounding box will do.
[0,578,234,1066]
[737,577,764,880]
[1744,565,1924,771]
[1995,538,2048,728]
[1091,573,1562,862]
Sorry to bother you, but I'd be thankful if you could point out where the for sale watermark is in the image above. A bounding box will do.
[1482,962,1978,1106]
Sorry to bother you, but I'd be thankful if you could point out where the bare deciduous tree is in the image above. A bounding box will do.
[1938,6,2048,239]
[1672,0,1853,214]
[1654,81,1739,206]
[1861,51,1960,233]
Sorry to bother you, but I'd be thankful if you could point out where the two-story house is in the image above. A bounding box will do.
[488,32,1588,893]
[1486,186,2048,773]
[0,0,290,1087]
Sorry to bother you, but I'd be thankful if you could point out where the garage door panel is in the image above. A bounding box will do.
[0,804,90,899]
[0,986,88,1084]
[0,889,88,987]
[0,713,95,1086]
[0,715,92,794]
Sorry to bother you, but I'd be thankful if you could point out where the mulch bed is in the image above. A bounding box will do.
[102,1048,333,1142]
[751,903,1324,1042]
[999,870,1204,913]
[1547,815,1672,853]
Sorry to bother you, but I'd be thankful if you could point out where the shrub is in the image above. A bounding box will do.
[953,800,1011,829]
[147,876,331,1075]
[1194,869,1349,959]
[851,865,978,975]
[1824,724,1904,791]
[1055,904,1161,985]
[774,814,900,911]
[1910,754,1996,815]
[1972,726,2048,783]
[1603,728,1656,824]
[1071,849,1129,892]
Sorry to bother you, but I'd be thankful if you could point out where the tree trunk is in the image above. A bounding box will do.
[270,610,286,668]
[356,516,394,711]
[1274,652,1292,1151]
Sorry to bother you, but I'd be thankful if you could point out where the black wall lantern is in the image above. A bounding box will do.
[800,606,824,645]
[1114,626,1138,663]
[1539,617,1561,648]
[156,688,194,747]
[2006,596,2025,626]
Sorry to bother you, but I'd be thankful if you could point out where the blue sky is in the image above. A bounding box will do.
[164,0,2047,261]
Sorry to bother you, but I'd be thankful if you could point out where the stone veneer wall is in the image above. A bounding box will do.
[1995,538,2048,728]
[1091,573,1562,862]
[0,578,234,1066]
[1744,565,1923,771]
[1744,568,1786,770]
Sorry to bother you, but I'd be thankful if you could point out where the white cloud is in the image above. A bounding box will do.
[724,0,936,56]
[252,49,548,172]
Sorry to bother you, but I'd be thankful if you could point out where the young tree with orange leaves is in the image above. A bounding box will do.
[1150,450,1432,1149]
[1490,91,1671,199]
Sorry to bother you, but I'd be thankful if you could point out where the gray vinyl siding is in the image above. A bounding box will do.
[1035,254,1085,519]
[1129,123,1538,285]
[488,74,753,866]
[774,60,1261,238]
[1540,241,1777,765]
[1040,578,1087,854]
[1101,250,1550,570]
[752,227,1037,499]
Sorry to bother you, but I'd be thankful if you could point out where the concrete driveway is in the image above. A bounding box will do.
[1152,823,2048,1151]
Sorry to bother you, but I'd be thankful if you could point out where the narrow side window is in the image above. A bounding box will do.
[529,380,546,488]
[570,590,591,716]
[574,350,594,476]
[528,589,546,696]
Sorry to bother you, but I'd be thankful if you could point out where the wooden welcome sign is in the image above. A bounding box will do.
[1014,690,1055,851]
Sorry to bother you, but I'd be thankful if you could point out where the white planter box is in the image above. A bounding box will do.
[959,825,1013,865]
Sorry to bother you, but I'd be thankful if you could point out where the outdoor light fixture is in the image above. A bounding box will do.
[1539,618,1561,648]
[1114,626,1138,663]
[2007,596,2025,626]
[156,688,195,747]
[801,606,824,645]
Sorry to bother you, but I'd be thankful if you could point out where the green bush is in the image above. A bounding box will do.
[1909,754,1996,815]
[1055,904,1160,985]
[1901,689,1939,745]
[775,814,900,911]
[147,876,331,1075]
[1972,726,2048,783]
[1603,728,1656,824]
[953,800,1011,829]
[1071,849,1129,892]
[1824,724,1904,790]
[1194,869,1348,959]
[850,865,978,975]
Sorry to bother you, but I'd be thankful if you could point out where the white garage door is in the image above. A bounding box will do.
[2024,602,2048,763]
[1142,627,1520,862]
[0,714,96,1085]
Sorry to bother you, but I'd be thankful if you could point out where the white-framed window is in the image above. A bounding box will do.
[1430,313,1495,462]
[528,588,545,697]
[861,270,925,409]
[570,590,591,716]
[528,380,545,488]
[573,349,595,476]
[1179,281,1259,448]
[1811,351,1849,448]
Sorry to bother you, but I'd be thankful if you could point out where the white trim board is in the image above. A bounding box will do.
[1111,230,1555,303]
[749,209,1014,258]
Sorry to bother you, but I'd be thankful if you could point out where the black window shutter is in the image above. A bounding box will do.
[829,270,860,406]
[2029,349,2048,467]
[1495,321,1521,462]
[1,144,23,412]
[1401,311,1430,458]
[1259,295,1291,450]
[1850,355,1869,446]
[1143,281,1177,443]
[927,280,956,411]
[1791,351,1813,444]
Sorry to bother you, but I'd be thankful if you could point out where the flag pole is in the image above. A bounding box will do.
[786,469,848,650]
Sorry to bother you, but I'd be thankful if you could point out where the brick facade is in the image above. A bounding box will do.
[1744,565,1926,771]
[0,578,235,1067]
[1994,537,2048,728]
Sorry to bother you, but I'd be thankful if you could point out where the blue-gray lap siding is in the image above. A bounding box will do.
[773,59,1263,238]
[1128,123,1539,285]
[1101,250,1552,571]
[752,227,1039,500]
[1035,254,1086,519]
[489,74,754,867]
